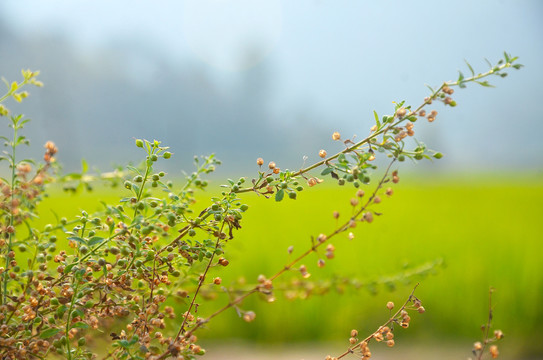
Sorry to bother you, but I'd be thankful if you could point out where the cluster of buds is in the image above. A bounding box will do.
[472,329,504,359]
[417,109,439,122]
[44,140,58,162]
[441,85,456,106]
[257,274,273,291]
[325,244,335,259]
[373,325,395,348]
[299,264,310,278]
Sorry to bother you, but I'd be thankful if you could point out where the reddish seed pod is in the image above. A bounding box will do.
[351,329,358,337]
[489,345,499,359]
[317,259,325,268]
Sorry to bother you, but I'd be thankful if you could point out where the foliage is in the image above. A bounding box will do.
[0,53,522,359]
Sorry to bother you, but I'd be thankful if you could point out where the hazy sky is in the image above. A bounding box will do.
[1,0,542,172]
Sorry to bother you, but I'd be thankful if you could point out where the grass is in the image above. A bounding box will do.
[37,172,543,357]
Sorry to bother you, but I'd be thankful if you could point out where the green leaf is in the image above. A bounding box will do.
[321,167,333,176]
[275,189,284,202]
[118,339,131,349]
[475,80,495,88]
[88,236,105,246]
[373,110,380,127]
[67,236,87,245]
[503,51,510,63]
[64,263,76,274]
[81,159,88,173]
[457,71,464,83]
[39,328,61,339]
[465,60,475,77]
[338,153,347,164]
[10,81,18,93]
[126,165,141,175]
[484,58,492,68]
[71,321,89,330]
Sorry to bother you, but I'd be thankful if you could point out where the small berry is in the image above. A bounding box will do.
[213,277,222,285]
[273,167,280,174]
[268,161,276,169]
[396,107,407,118]
[163,151,172,159]
[332,131,341,141]
[387,339,395,347]
[135,139,144,148]
[351,329,358,337]
[256,158,264,166]
[243,311,256,322]
[386,301,394,310]
[319,149,327,158]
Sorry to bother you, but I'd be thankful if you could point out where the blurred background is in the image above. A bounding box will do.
[1,0,542,359]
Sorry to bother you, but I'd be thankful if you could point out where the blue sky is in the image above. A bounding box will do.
[1,0,542,172]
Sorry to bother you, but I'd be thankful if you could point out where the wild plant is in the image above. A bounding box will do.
[0,53,521,359]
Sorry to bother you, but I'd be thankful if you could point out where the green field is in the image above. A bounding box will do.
[38,173,543,358]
